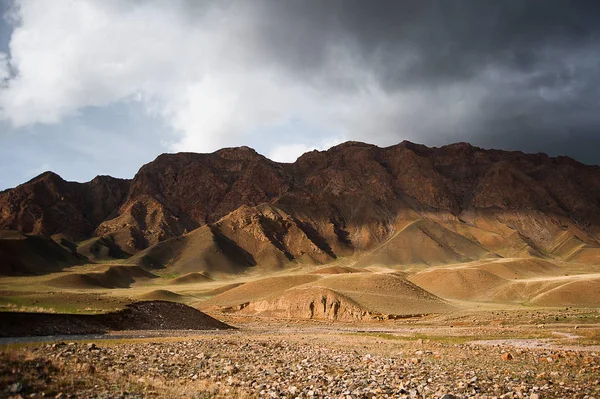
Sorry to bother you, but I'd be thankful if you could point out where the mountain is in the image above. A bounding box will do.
[2,141,600,274]
[0,172,129,240]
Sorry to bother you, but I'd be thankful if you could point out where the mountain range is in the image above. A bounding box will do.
[2,140,600,276]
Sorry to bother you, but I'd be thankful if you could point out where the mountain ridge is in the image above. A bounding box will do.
[2,140,600,274]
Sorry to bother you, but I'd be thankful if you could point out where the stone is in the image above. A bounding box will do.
[9,382,23,393]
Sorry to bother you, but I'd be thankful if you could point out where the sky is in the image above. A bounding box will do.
[1,0,600,190]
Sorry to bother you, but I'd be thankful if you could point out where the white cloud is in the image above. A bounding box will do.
[268,144,314,163]
[0,0,489,156]
[268,136,345,163]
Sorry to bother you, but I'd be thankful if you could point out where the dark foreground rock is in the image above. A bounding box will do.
[0,301,233,337]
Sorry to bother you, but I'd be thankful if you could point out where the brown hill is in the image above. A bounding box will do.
[168,272,213,285]
[0,301,233,337]
[311,266,365,274]
[408,258,600,307]
[0,231,85,275]
[136,289,185,301]
[2,141,600,274]
[355,218,494,267]
[47,265,156,289]
[77,236,130,261]
[200,271,451,320]
[125,225,258,274]
[238,287,369,321]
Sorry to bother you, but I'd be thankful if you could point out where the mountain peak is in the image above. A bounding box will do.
[28,171,64,185]
[215,145,263,161]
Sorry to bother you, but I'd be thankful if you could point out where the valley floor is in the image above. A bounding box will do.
[2,256,600,398]
[1,315,600,399]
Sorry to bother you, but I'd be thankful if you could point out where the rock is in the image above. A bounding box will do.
[502,352,514,361]
[80,363,95,374]
[1,328,598,399]
[9,382,23,393]
[224,365,239,374]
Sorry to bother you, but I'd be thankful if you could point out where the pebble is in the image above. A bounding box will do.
[1,333,599,398]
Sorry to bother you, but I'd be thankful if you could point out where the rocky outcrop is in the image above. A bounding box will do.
[240,287,369,321]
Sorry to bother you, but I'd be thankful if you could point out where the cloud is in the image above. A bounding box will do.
[1,0,600,167]
[268,144,316,163]
[268,137,345,163]
[0,52,8,80]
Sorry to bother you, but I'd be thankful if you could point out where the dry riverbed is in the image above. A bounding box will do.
[2,322,600,399]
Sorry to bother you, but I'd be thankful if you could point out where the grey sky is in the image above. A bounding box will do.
[1,0,600,190]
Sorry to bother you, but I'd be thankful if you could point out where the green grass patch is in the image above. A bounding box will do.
[0,295,125,315]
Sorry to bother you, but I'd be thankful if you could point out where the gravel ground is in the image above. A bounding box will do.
[1,326,599,399]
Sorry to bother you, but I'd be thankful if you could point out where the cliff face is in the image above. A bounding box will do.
[2,141,600,268]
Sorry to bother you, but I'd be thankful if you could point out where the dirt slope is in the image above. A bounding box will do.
[168,272,213,285]
[136,289,185,301]
[201,275,321,308]
[47,265,156,289]
[409,258,600,307]
[355,219,492,267]
[0,231,85,275]
[125,225,257,274]
[527,277,600,306]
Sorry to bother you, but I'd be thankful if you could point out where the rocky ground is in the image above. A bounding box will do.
[1,323,600,399]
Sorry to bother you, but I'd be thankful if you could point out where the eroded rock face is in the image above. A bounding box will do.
[240,287,369,321]
[2,141,600,262]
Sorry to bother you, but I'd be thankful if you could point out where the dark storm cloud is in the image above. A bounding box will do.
[239,0,600,164]
[2,0,600,193]
[252,0,600,82]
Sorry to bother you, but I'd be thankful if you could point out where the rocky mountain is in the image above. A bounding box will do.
[0,172,129,240]
[2,141,600,273]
